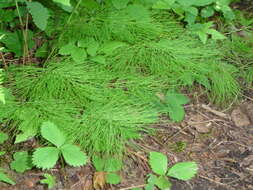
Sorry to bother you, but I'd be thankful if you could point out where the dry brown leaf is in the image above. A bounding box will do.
[93,171,106,190]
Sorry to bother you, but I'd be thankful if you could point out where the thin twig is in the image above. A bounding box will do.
[119,184,146,190]
[201,104,228,119]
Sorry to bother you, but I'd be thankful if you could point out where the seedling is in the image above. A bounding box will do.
[146,151,198,190]
[32,121,87,170]
[40,173,56,189]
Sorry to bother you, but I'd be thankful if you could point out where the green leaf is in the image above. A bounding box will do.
[106,173,121,185]
[91,56,106,64]
[0,151,5,156]
[176,0,194,7]
[149,152,168,175]
[145,174,157,190]
[207,29,226,40]
[59,42,76,55]
[71,47,87,63]
[52,0,73,12]
[152,0,175,9]
[41,121,66,148]
[92,155,105,171]
[0,132,8,144]
[193,0,215,6]
[166,93,189,105]
[40,174,56,189]
[0,172,15,185]
[60,144,87,167]
[104,158,123,172]
[32,147,60,170]
[15,127,37,144]
[111,0,130,9]
[26,2,50,31]
[87,41,99,56]
[35,43,48,58]
[10,151,33,173]
[155,176,172,190]
[167,162,198,180]
[201,6,215,18]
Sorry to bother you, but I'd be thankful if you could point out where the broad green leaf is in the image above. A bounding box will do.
[104,158,123,172]
[32,147,60,170]
[0,172,15,185]
[106,173,121,184]
[145,174,157,190]
[152,0,175,9]
[10,151,33,173]
[41,121,66,148]
[52,0,73,11]
[111,0,130,9]
[155,176,172,190]
[15,127,37,144]
[60,144,87,167]
[193,0,215,6]
[149,152,168,175]
[26,2,50,31]
[176,0,194,7]
[201,6,215,18]
[92,155,105,171]
[167,162,198,180]
[207,29,226,40]
[87,41,99,56]
[0,132,8,144]
[71,47,87,63]
[59,42,75,55]
[91,56,106,64]
[166,93,190,105]
[168,104,186,122]
[35,43,48,58]
[40,174,56,189]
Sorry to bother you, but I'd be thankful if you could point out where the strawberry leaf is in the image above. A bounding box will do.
[167,162,198,180]
[149,152,168,175]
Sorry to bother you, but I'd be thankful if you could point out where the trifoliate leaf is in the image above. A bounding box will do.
[71,47,87,63]
[41,121,66,148]
[167,162,198,180]
[111,0,130,9]
[0,172,15,185]
[40,174,56,189]
[59,42,76,55]
[0,132,8,144]
[32,147,60,170]
[87,41,99,56]
[60,144,87,167]
[92,155,105,171]
[26,2,50,31]
[10,151,33,173]
[145,174,157,190]
[149,152,168,175]
[155,176,172,190]
[106,173,121,185]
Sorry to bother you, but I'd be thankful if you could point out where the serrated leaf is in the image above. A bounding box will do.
[71,47,87,63]
[92,155,105,171]
[32,147,60,170]
[149,152,168,175]
[207,29,226,40]
[10,151,32,173]
[26,2,49,30]
[60,144,87,167]
[145,174,157,190]
[167,162,198,180]
[40,174,56,189]
[155,176,172,190]
[0,132,8,144]
[106,173,121,184]
[59,42,76,55]
[41,121,66,148]
[0,172,15,185]
[87,41,99,56]
[111,0,130,9]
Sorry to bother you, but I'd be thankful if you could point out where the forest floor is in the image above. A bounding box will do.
[0,89,252,190]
